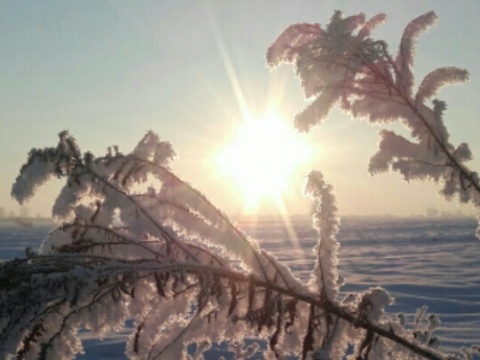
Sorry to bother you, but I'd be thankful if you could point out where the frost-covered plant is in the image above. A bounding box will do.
[2,10,479,360]
[2,130,455,360]
[267,11,480,237]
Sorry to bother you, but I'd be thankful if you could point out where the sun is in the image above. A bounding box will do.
[216,112,313,212]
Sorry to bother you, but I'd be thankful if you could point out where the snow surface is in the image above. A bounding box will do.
[1,218,478,359]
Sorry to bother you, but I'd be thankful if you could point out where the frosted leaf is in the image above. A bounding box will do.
[266,23,322,68]
[416,67,469,103]
[454,143,473,162]
[52,181,90,220]
[363,287,394,323]
[368,130,418,175]
[396,11,437,96]
[358,13,387,39]
[133,131,162,161]
[153,140,176,167]
[11,153,56,204]
[294,91,339,132]
[440,178,457,200]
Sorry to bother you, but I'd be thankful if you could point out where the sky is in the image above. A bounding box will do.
[1,0,479,219]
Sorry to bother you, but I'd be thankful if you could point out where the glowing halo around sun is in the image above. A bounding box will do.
[216,112,313,213]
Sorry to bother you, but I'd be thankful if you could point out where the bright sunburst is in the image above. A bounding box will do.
[216,112,313,212]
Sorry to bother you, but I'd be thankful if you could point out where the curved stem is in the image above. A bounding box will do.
[4,250,445,360]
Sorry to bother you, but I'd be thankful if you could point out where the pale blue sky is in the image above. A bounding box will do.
[1,1,479,218]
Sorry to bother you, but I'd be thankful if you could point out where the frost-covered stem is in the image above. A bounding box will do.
[370,51,480,195]
[57,223,228,267]
[323,302,443,360]
[88,168,200,262]
[133,158,273,282]
[404,97,480,193]
[305,171,339,301]
[363,47,479,195]
[2,249,444,359]
[179,267,441,360]
[154,264,444,360]
[317,198,331,301]
[57,223,168,259]
[240,275,443,360]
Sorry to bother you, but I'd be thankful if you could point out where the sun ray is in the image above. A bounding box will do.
[205,5,251,122]
[274,194,310,274]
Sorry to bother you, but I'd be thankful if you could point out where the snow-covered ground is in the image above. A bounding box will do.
[1,217,479,359]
